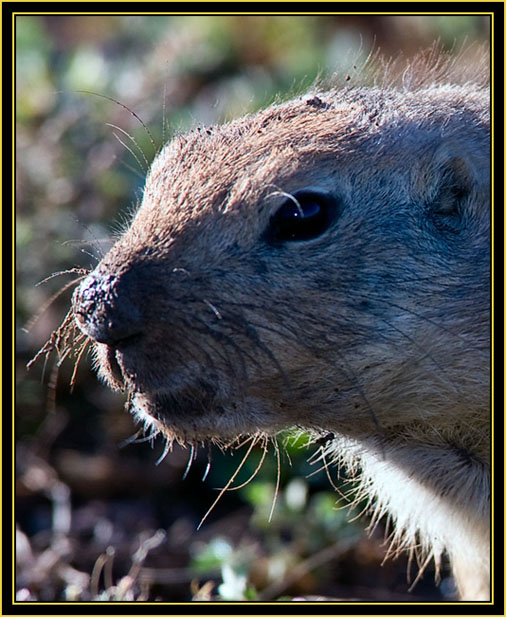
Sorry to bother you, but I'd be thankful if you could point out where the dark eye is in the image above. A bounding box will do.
[265,189,339,245]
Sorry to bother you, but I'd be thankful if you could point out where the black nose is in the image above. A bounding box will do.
[73,270,143,346]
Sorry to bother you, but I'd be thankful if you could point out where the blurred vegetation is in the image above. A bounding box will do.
[16,14,489,603]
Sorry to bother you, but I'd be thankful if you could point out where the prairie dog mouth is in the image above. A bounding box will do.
[104,345,125,386]
[129,389,237,443]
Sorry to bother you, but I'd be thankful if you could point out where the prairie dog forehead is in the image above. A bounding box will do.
[142,95,379,217]
[139,82,488,230]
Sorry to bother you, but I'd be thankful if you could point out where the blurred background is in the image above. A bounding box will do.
[16,14,490,603]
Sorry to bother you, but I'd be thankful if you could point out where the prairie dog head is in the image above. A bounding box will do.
[73,74,490,449]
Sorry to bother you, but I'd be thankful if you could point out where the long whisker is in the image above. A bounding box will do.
[197,436,258,530]
[23,274,88,334]
[268,438,281,523]
[27,307,73,370]
[223,436,269,491]
[110,128,149,174]
[35,268,90,287]
[74,89,157,152]
[69,337,90,391]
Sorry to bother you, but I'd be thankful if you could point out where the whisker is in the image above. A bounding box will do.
[69,337,90,391]
[23,274,87,334]
[201,458,212,483]
[310,446,350,503]
[155,440,172,466]
[268,437,281,523]
[197,437,257,530]
[109,127,149,173]
[223,436,269,491]
[230,433,256,451]
[60,240,104,263]
[202,442,211,482]
[75,89,157,153]
[118,428,143,448]
[182,443,195,480]
[407,550,435,592]
[35,268,90,287]
[125,430,159,446]
[27,306,76,370]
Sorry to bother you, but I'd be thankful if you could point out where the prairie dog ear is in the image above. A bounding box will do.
[427,141,476,198]
[429,155,473,217]
[414,141,487,220]
[409,141,490,234]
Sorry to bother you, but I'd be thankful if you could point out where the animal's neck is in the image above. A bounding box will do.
[327,430,490,600]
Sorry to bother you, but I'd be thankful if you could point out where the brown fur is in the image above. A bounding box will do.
[70,49,491,601]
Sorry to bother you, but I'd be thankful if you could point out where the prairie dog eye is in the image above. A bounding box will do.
[265,189,339,245]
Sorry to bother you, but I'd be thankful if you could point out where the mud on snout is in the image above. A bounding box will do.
[70,259,305,446]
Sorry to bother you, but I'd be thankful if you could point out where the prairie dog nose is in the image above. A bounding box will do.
[73,271,143,346]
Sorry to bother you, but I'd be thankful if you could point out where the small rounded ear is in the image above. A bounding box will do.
[414,144,481,234]
[415,142,477,207]
[430,156,473,217]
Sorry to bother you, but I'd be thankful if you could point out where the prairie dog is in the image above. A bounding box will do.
[70,50,491,601]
